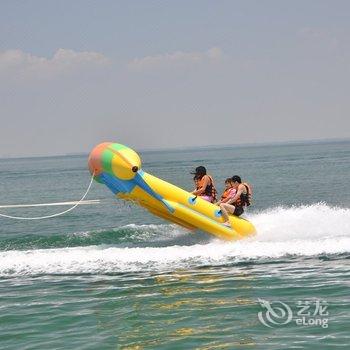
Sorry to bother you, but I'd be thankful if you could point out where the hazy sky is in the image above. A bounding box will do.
[1,0,349,157]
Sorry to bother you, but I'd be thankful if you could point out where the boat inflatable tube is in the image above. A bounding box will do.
[88,142,256,241]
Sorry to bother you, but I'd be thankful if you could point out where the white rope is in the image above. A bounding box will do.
[0,173,96,220]
[0,199,100,209]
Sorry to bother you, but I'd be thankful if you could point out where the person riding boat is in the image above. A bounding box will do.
[215,178,236,205]
[219,175,252,226]
[191,166,217,203]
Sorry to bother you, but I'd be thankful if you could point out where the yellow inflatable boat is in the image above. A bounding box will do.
[88,142,256,241]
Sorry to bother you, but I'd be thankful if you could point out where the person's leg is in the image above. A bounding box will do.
[220,203,235,223]
[233,206,244,217]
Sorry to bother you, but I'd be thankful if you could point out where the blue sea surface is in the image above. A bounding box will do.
[0,140,349,349]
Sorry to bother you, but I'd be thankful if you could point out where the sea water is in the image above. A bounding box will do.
[0,140,349,349]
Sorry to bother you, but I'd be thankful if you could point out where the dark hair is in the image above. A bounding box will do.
[224,178,232,184]
[191,166,207,178]
[231,175,242,183]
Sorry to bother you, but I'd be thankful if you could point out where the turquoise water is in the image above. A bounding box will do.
[0,140,349,349]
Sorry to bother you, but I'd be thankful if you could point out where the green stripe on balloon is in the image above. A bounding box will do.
[101,148,114,175]
[109,143,128,152]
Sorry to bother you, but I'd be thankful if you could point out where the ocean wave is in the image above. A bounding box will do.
[0,224,198,251]
[1,203,349,276]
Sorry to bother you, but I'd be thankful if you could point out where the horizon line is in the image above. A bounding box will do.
[0,136,349,160]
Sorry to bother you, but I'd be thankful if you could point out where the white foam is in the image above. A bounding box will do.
[1,204,349,276]
[250,203,350,241]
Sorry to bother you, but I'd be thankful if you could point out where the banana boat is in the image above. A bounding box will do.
[88,142,256,241]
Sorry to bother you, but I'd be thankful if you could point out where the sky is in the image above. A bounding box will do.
[0,0,349,157]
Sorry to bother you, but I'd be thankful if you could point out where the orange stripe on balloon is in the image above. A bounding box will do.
[88,142,112,176]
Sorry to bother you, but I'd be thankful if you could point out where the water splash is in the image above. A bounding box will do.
[1,204,349,276]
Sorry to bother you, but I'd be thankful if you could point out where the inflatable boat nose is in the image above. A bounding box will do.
[88,142,142,181]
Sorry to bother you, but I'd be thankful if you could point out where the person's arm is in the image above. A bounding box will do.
[192,176,209,196]
[226,185,244,205]
[219,188,235,204]
[221,193,233,203]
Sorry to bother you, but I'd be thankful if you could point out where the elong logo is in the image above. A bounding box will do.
[258,299,329,329]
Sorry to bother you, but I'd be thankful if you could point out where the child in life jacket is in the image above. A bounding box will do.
[220,175,253,226]
[215,178,237,205]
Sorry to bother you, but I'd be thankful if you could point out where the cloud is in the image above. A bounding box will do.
[128,47,224,71]
[0,48,110,81]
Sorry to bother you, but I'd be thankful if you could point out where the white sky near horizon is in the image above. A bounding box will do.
[0,0,349,157]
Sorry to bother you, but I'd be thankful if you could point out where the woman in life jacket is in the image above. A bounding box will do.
[219,175,252,227]
[215,178,237,205]
[191,166,217,203]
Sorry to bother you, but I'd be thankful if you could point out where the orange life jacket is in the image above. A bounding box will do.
[234,182,252,207]
[197,175,217,203]
[221,188,233,201]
